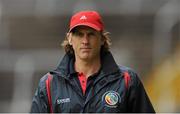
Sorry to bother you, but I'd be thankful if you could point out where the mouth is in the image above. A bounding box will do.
[80,47,91,49]
[80,48,92,51]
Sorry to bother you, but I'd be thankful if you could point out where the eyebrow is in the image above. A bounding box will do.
[78,28,97,33]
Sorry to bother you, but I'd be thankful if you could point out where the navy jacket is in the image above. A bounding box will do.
[31,51,155,113]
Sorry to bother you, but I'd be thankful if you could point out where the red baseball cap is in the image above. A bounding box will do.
[69,11,104,32]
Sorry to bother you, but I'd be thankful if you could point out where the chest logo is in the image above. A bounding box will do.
[57,98,70,104]
[102,91,120,107]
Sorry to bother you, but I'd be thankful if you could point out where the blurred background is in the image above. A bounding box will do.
[0,0,179,112]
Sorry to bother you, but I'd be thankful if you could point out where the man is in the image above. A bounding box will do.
[31,10,155,113]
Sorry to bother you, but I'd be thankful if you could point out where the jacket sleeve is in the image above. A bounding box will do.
[30,75,49,113]
[127,70,155,113]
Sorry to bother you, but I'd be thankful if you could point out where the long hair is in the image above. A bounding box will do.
[61,30,111,54]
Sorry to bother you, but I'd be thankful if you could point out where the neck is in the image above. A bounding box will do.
[75,57,101,78]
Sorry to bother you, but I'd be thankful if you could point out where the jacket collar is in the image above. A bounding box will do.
[53,50,119,79]
[100,50,119,75]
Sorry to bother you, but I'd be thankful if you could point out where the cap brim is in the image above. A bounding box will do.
[69,23,101,32]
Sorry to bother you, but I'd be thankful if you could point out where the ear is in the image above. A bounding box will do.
[67,33,72,45]
[101,36,105,46]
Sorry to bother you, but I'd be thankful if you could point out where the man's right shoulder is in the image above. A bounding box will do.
[37,73,52,90]
[39,73,50,82]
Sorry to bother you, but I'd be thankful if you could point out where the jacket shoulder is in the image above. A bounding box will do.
[118,66,137,76]
[118,66,141,86]
[38,73,52,91]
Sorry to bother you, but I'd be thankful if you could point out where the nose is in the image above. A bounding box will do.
[82,34,89,44]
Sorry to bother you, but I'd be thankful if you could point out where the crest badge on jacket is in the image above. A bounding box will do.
[102,91,121,108]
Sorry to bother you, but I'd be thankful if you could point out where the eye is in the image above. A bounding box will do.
[74,31,84,37]
[88,32,95,37]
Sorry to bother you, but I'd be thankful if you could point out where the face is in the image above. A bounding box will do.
[68,26,104,61]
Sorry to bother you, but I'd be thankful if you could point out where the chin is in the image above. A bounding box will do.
[81,56,90,60]
[80,54,92,60]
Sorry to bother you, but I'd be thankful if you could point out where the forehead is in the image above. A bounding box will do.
[71,26,98,33]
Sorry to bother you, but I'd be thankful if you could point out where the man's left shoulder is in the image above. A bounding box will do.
[118,65,140,80]
[118,65,136,74]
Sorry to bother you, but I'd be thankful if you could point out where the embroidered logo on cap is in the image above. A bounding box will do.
[102,91,121,108]
[80,15,87,20]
